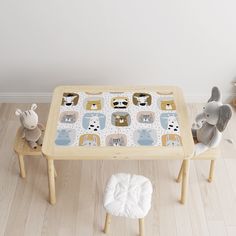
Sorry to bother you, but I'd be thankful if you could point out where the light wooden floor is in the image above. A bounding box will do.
[0,103,236,236]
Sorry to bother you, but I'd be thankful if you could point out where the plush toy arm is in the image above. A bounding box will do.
[38,123,45,131]
[208,129,222,148]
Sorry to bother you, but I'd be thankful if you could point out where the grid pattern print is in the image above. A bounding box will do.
[55,91,182,147]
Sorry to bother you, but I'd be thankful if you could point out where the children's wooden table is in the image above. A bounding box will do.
[42,86,194,205]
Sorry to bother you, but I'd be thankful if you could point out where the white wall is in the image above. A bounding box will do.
[0,0,236,102]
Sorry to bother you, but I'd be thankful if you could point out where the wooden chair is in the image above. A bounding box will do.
[14,127,57,178]
[177,147,221,183]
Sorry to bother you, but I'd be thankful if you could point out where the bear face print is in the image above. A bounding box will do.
[84,97,104,111]
[133,93,152,106]
[86,100,101,110]
[158,97,176,110]
[61,93,79,106]
[60,111,78,124]
[134,129,157,146]
[137,111,155,124]
[115,115,128,126]
[111,97,129,109]
[162,134,182,147]
[160,113,179,132]
[55,129,76,146]
[161,100,176,110]
[82,113,106,131]
[106,134,127,146]
[111,112,131,127]
[79,134,100,146]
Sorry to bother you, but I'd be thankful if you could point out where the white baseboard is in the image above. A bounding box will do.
[0,92,52,103]
[0,92,234,103]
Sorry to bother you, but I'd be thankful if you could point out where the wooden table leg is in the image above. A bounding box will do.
[47,159,56,205]
[176,161,183,183]
[180,159,190,204]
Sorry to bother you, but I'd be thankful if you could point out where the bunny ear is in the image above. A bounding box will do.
[31,104,37,110]
[15,109,22,116]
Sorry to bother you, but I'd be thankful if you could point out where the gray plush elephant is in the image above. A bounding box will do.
[192,87,232,155]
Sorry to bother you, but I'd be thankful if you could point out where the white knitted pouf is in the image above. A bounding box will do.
[103,173,153,236]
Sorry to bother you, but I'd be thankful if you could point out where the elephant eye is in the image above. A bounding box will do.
[203,106,205,110]
[206,114,210,117]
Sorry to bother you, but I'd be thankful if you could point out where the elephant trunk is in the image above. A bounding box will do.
[192,112,206,129]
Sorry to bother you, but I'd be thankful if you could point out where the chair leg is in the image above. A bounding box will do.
[18,154,26,178]
[103,213,111,234]
[180,160,190,204]
[54,167,57,178]
[139,218,144,236]
[176,161,184,183]
[208,160,215,183]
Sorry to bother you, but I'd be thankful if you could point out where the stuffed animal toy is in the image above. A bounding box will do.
[192,87,232,155]
[15,104,44,149]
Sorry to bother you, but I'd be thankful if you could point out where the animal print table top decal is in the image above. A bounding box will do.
[55,92,182,147]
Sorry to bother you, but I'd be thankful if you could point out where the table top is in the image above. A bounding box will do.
[42,86,194,160]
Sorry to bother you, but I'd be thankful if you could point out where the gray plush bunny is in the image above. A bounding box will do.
[192,87,232,155]
[15,104,44,149]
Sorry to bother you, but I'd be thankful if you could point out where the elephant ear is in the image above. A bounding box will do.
[208,87,221,102]
[216,104,232,132]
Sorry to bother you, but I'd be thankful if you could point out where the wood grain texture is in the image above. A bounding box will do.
[43,86,195,204]
[42,86,194,160]
[0,103,235,236]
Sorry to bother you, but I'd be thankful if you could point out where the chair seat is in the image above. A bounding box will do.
[192,147,221,160]
[14,127,42,156]
[104,173,153,219]
[191,137,221,160]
